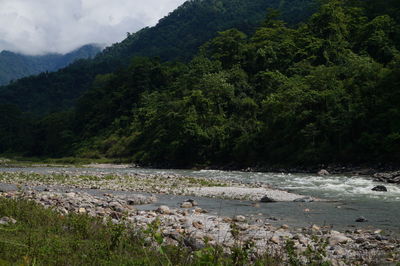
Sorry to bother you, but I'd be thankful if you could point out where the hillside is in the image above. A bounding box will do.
[1,0,399,168]
[0,0,316,115]
[0,45,101,86]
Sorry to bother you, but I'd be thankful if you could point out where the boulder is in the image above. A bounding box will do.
[329,234,350,245]
[355,216,368,223]
[186,199,199,206]
[294,196,314,203]
[184,237,205,250]
[260,196,276,203]
[156,205,171,214]
[180,202,193,208]
[318,169,330,176]
[0,217,17,225]
[371,185,387,192]
[192,221,204,229]
[233,215,246,222]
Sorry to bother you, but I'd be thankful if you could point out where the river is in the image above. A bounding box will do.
[1,167,399,234]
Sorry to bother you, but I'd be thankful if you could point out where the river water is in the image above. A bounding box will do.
[1,167,399,234]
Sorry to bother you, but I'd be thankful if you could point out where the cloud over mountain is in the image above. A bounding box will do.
[0,0,185,55]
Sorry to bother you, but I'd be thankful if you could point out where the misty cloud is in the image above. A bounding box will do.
[0,0,186,55]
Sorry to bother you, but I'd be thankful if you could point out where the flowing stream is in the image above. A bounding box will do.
[1,167,399,234]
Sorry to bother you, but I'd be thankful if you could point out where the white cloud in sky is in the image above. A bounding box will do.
[0,0,186,55]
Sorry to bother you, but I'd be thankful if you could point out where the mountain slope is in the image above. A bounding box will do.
[0,0,316,115]
[0,45,101,86]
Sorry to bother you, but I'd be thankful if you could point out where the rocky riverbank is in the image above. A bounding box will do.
[1,187,399,265]
[0,170,318,202]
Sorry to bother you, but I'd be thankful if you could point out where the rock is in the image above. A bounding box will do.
[192,221,204,229]
[294,197,314,203]
[184,237,205,250]
[281,224,289,230]
[270,235,280,244]
[311,224,320,231]
[373,171,400,184]
[186,199,198,206]
[375,235,388,241]
[194,207,207,214]
[260,196,276,203]
[0,217,17,225]
[233,215,246,222]
[355,237,365,244]
[180,202,193,208]
[371,185,388,192]
[223,217,232,223]
[355,216,368,223]
[156,205,171,214]
[78,208,86,214]
[329,234,351,245]
[109,202,124,213]
[318,169,330,176]
[126,195,156,205]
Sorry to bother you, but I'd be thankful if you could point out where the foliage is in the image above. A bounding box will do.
[0,0,315,115]
[1,0,400,167]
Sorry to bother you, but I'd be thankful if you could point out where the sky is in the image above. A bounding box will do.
[0,0,186,55]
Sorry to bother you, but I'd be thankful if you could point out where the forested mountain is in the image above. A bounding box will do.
[0,0,316,115]
[0,45,101,86]
[2,0,399,169]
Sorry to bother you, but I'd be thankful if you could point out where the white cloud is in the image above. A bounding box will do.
[0,0,186,55]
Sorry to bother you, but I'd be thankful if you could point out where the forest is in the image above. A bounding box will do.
[0,0,399,168]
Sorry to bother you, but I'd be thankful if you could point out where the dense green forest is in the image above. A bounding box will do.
[0,45,100,86]
[0,0,315,115]
[1,0,400,168]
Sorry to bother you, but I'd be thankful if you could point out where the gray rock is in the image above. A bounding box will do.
[0,217,17,225]
[329,234,350,245]
[293,196,314,203]
[260,196,276,203]
[180,202,193,208]
[318,169,330,176]
[156,205,171,214]
[186,199,198,206]
[184,237,205,250]
[233,215,246,222]
[270,235,280,244]
[371,185,387,192]
[355,216,368,223]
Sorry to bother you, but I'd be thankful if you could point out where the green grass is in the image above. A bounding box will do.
[0,156,131,168]
[0,198,281,265]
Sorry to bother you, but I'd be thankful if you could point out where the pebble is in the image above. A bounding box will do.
[180,202,193,208]
[329,234,351,245]
[156,205,171,215]
[233,215,246,222]
[0,217,17,225]
[355,216,368,223]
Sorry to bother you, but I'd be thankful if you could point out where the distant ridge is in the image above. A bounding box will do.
[0,44,101,86]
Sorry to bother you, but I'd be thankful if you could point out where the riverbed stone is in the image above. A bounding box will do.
[355,216,368,223]
[371,185,387,192]
[192,221,204,229]
[0,217,17,225]
[270,235,280,244]
[156,205,171,214]
[329,234,351,245]
[318,169,330,176]
[233,215,246,222]
[180,202,193,208]
[260,196,276,203]
[294,196,314,202]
